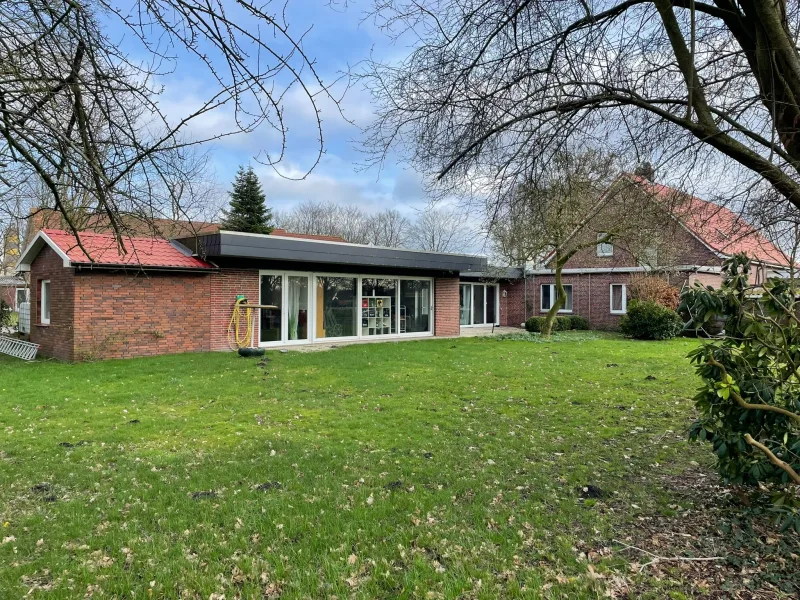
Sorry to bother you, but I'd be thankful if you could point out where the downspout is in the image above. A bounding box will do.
[588,273,592,323]
[523,268,528,324]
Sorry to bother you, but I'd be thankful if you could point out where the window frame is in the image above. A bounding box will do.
[610,283,627,314]
[257,271,435,346]
[540,283,573,313]
[15,287,29,311]
[40,279,51,325]
[459,282,500,326]
[596,232,614,257]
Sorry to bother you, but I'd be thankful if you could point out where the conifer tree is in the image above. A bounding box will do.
[220,166,273,234]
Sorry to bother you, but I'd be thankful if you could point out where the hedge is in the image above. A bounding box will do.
[525,314,589,333]
[618,299,683,340]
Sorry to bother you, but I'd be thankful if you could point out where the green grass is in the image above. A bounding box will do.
[0,334,774,597]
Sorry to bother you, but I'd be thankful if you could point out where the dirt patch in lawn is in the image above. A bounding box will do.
[614,469,800,599]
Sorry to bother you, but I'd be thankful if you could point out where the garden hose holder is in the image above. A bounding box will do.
[228,296,254,350]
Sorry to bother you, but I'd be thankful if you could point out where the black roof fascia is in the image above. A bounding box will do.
[178,232,487,273]
[209,256,457,278]
[459,267,524,281]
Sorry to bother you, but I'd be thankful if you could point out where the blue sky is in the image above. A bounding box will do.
[113,0,432,219]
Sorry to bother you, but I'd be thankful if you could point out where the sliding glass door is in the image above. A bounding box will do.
[460,283,498,326]
[260,272,434,345]
[259,272,311,345]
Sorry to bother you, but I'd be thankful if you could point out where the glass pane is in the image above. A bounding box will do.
[611,285,623,311]
[361,278,397,336]
[473,285,485,324]
[316,277,357,338]
[459,284,472,325]
[486,285,496,324]
[287,276,309,341]
[42,281,50,321]
[400,280,431,333]
[541,284,551,311]
[564,285,573,311]
[260,274,282,343]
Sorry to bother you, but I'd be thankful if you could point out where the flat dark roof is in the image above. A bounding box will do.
[177,231,488,274]
[460,267,524,280]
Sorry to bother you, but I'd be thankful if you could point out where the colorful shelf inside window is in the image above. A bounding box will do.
[361,296,393,336]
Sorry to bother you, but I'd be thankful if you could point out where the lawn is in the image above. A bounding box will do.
[1,334,797,598]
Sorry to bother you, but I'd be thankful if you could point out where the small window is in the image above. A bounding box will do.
[40,280,51,324]
[541,284,573,313]
[15,287,29,311]
[610,284,627,314]
[597,233,613,257]
[640,246,658,267]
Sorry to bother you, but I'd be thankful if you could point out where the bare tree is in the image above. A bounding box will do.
[405,205,474,252]
[0,0,344,254]
[492,151,613,335]
[363,0,800,222]
[275,200,410,245]
[369,209,409,247]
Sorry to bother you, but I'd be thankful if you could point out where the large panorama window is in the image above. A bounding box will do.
[361,278,397,336]
[400,279,431,333]
[317,277,357,338]
[259,272,432,344]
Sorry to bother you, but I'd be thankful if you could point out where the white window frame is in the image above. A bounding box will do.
[458,282,500,327]
[15,287,29,311]
[610,283,627,314]
[40,280,50,324]
[257,271,435,347]
[540,284,573,313]
[596,232,614,257]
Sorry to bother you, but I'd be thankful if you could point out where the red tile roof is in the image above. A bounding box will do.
[630,177,791,267]
[269,228,348,243]
[42,229,215,270]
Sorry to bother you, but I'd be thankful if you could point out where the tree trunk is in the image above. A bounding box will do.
[541,253,570,338]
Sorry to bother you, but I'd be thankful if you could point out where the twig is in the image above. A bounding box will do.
[744,434,800,486]
[613,539,725,572]
[707,357,800,424]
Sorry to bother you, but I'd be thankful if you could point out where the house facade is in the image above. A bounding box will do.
[16,228,490,360]
[482,179,792,330]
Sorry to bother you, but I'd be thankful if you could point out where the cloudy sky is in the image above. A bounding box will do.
[121,0,436,221]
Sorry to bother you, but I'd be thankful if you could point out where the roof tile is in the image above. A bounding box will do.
[631,177,791,267]
[42,229,215,270]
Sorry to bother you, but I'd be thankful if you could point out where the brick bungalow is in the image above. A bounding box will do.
[478,179,793,330]
[16,228,486,360]
[12,178,795,359]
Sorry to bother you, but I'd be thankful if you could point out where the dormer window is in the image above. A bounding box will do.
[596,233,613,257]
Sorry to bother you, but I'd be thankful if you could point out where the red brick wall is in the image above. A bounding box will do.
[29,246,75,361]
[563,220,720,270]
[499,280,527,327]
[209,269,260,350]
[529,273,634,330]
[72,270,212,360]
[434,278,460,337]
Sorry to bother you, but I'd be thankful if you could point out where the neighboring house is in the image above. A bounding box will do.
[24,208,221,245]
[477,178,792,330]
[15,228,485,360]
[0,275,27,311]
